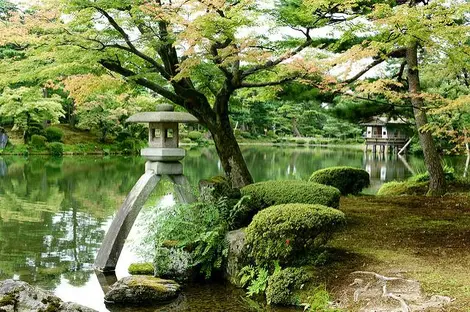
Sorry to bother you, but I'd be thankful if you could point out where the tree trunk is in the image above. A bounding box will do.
[209,114,254,189]
[406,42,446,195]
[292,118,302,137]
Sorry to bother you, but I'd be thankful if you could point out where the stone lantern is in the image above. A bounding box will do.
[95,104,198,272]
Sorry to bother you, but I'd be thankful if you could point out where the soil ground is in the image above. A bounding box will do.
[316,195,470,311]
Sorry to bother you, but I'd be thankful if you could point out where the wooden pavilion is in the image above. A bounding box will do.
[361,116,410,154]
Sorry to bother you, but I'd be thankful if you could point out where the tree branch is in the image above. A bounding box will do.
[99,59,184,105]
[239,76,297,88]
[241,38,313,79]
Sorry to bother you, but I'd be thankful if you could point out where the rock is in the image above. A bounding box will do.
[104,275,181,305]
[334,271,452,312]
[0,279,97,312]
[224,228,248,287]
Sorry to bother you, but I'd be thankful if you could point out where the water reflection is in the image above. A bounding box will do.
[0,147,464,311]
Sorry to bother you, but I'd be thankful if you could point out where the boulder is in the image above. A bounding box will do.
[104,275,181,305]
[0,279,97,312]
[224,228,248,287]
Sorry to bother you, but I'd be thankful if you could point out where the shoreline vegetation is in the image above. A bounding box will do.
[0,125,367,156]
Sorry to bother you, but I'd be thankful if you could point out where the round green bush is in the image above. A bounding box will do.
[188,131,203,141]
[44,127,64,142]
[296,139,306,145]
[309,166,370,195]
[241,180,341,210]
[246,204,346,264]
[266,267,308,305]
[181,137,192,144]
[30,135,47,149]
[120,138,140,154]
[48,142,64,156]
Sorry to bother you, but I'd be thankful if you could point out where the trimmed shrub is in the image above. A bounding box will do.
[188,131,203,141]
[266,267,308,305]
[48,142,64,156]
[181,137,192,144]
[128,262,154,275]
[30,135,47,149]
[44,127,64,142]
[296,139,306,145]
[241,180,341,210]
[377,181,429,196]
[309,166,370,195]
[245,204,346,265]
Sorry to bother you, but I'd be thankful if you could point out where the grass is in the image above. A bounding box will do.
[306,195,470,311]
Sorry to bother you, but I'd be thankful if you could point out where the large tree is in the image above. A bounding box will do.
[327,0,469,195]
[57,0,367,188]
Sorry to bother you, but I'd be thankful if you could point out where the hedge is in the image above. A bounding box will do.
[44,127,64,142]
[245,204,346,265]
[241,180,340,210]
[30,135,47,149]
[309,166,370,195]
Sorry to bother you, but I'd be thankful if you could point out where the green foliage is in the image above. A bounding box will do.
[408,165,455,183]
[48,142,64,156]
[377,181,429,196]
[266,267,308,306]
[152,200,229,279]
[44,127,64,142]
[241,180,341,214]
[120,138,140,155]
[128,263,154,275]
[296,139,306,145]
[245,204,346,265]
[181,137,192,144]
[30,135,47,149]
[0,87,64,143]
[188,131,203,141]
[303,285,340,312]
[309,166,370,195]
[239,265,272,297]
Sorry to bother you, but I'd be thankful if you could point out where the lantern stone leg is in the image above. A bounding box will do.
[94,171,161,271]
[94,104,199,272]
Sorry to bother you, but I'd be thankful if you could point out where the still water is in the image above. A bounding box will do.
[0,146,465,311]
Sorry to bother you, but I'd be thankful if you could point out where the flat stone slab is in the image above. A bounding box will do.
[0,279,97,312]
[334,271,452,312]
[141,148,185,162]
[104,276,181,305]
[127,112,198,123]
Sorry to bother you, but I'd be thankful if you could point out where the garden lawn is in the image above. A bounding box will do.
[315,195,470,311]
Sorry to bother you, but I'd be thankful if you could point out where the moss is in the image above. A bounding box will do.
[377,181,429,196]
[126,276,179,293]
[128,262,155,275]
[0,294,16,307]
[246,204,346,265]
[309,166,370,195]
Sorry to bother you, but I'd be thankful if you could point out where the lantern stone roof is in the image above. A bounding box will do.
[360,116,408,127]
[127,104,198,123]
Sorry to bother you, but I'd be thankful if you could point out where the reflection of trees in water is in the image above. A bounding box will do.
[0,156,145,290]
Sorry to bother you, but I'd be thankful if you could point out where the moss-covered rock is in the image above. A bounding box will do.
[128,262,154,275]
[309,166,370,195]
[0,279,96,311]
[246,204,346,265]
[377,181,429,196]
[266,267,309,305]
[104,276,181,305]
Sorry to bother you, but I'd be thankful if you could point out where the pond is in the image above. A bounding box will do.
[0,146,466,311]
